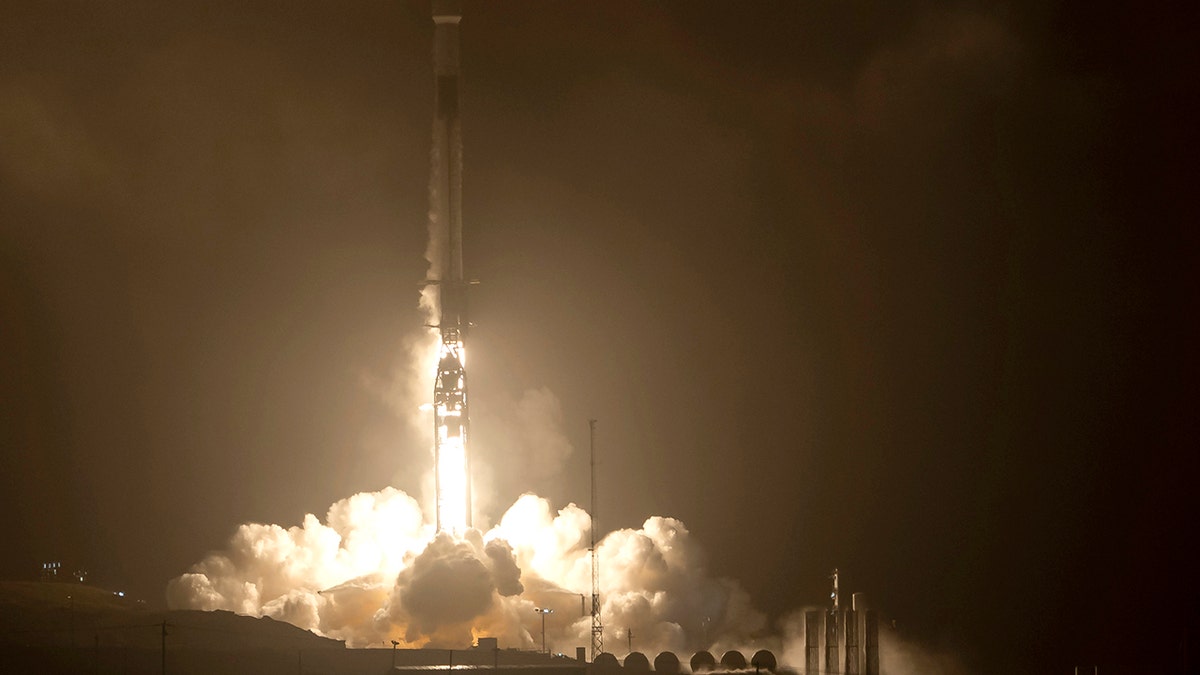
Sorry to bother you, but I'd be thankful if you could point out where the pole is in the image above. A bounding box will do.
[535,607,554,654]
[589,419,603,660]
[161,619,167,675]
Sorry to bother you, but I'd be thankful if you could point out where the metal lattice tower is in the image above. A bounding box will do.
[589,419,604,660]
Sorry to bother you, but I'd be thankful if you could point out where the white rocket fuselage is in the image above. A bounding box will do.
[431,0,470,534]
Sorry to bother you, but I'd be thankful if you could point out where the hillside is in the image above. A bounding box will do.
[0,581,344,674]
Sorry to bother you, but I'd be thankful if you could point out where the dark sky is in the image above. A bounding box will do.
[1,1,1196,673]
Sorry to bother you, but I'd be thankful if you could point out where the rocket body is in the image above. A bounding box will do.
[432,0,464,320]
[431,0,471,534]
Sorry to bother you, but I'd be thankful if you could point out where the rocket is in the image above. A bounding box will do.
[432,0,464,325]
[430,0,471,534]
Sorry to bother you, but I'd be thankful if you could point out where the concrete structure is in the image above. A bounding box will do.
[797,594,881,675]
[804,610,821,674]
[825,610,840,674]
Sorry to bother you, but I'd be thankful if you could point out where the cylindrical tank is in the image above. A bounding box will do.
[624,652,650,671]
[750,650,777,672]
[653,652,681,673]
[595,653,621,670]
[720,651,747,670]
[690,651,716,672]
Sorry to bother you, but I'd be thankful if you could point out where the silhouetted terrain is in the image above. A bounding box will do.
[0,581,344,674]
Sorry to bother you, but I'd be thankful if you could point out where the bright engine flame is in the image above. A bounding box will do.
[436,432,468,533]
[434,338,470,534]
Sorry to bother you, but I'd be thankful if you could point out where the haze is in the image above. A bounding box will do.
[1,2,1194,674]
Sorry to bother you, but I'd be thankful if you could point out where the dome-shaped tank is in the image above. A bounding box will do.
[750,650,777,672]
[690,651,716,672]
[653,652,680,673]
[624,652,650,671]
[595,653,621,670]
[720,651,747,670]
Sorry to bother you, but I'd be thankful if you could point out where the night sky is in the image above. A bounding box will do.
[1,2,1196,674]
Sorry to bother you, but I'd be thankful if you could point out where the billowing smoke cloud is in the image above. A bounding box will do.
[483,538,525,597]
[168,490,768,655]
[388,533,498,644]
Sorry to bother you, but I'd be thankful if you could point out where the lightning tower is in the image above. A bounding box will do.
[589,419,604,658]
[430,0,471,534]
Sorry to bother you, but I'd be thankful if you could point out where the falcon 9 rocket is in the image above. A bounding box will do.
[429,0,470,534]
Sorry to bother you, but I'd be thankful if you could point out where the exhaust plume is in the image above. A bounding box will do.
[168,490,769,654]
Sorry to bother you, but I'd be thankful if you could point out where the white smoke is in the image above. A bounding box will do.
[168,489,770,655]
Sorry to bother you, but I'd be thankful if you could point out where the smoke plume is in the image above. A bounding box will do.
[168,489,770,655]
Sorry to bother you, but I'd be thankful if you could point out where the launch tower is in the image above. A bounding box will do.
[430,0,471,534]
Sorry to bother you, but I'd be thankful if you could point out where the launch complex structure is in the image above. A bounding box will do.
[428,0,471,536]
[805,572,880,675]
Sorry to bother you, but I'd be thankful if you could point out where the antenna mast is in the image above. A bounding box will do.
[589,419,604,659]
[830,568,840,610]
